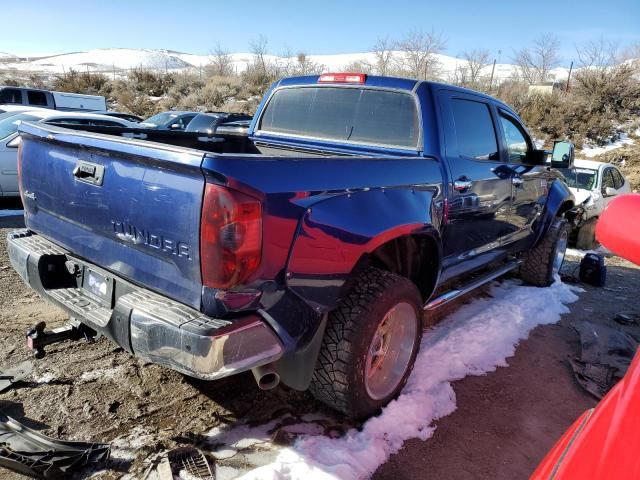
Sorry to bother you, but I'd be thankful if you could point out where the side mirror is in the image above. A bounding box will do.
[169,123,181,130]
[528,149,548,165]
[551,141,575,169]
[6,136,21,148]
[603,187,618,197]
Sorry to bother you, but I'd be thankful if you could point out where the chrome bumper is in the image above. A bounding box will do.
[7,229,284,380]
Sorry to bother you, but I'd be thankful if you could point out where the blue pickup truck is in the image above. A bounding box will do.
[8,73,576,418]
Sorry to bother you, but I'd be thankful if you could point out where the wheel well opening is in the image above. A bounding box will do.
[356,235,440,302]
[558,200,575,217]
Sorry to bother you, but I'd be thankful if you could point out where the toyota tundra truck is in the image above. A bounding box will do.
[8,73,575,419]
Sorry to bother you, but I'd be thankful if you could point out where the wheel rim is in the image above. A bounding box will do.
[552,230,568,275]
[364,302,419,401]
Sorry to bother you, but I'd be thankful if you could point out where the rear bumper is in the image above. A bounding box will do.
[7,229,284,380]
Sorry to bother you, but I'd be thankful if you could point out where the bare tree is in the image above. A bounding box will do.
[249,34,270,76]
[209,43,234,76]
[341,60,374,74]
[576,38,619,69]
[396,29,446,80]
[372,36,395,75]
[620,42,640,72]
[462,49,490,84]
[294,52,324,75]
[513,34,561,83]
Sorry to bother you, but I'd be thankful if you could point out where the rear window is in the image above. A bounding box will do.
[258,87,419,149]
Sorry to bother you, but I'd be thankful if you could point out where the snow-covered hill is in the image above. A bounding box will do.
[0,47,572,82]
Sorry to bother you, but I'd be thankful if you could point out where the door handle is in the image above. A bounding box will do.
[454,178,473,191]
[512,176,524,187]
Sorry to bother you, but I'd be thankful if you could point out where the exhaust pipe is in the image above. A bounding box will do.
[251,364,280,390]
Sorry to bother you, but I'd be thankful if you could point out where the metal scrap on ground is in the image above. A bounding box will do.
[570,320,638,398]
[0,409,110,478]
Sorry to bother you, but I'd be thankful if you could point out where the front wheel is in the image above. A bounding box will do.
[309,267,422,419]
[576,218,599,250]
[520,218,570,286]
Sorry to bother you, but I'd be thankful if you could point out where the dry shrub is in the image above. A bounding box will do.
[52,69,111,96]
[128,69,175,97]
[110,87,156,117]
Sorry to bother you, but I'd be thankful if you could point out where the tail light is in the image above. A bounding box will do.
[200,184,262,289]
[16,141,23,197]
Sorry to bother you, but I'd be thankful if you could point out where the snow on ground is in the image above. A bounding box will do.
[581,133,635,158]
[0,47,571,82]
[0,210,23,218]
[80,365,126,382]
[566,246,612,259]
[204,278,579,480]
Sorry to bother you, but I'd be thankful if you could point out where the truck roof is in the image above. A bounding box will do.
[273,74,520,118]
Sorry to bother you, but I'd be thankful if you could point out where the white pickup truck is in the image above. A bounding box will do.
[558,158,631,249]
[0,86,106,112]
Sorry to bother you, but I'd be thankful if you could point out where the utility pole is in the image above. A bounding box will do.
[489,59,496,91]
[565,61,573,93]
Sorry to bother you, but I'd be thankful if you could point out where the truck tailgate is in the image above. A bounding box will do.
[18,122,206,309]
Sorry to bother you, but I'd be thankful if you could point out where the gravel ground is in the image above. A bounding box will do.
[1,202,638,479]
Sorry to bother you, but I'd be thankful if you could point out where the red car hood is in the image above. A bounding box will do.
[532,348,640,479]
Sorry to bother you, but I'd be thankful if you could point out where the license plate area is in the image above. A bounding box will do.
[82,267,114,307]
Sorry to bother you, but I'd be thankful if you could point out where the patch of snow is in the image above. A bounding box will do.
[80,365,125,382]
[566,245,612,259]
[34,372,56,383]
[0,209,23,218]
[207,279,579,480]
[581,133,635,158]
[111,426,155,461]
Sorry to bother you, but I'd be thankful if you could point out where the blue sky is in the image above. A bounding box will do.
[3,0,639,65]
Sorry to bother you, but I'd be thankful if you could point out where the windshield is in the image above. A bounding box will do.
[558,167,598,190]
[142,112,178,126]
[258,87,420,149]
[0,113,40,140]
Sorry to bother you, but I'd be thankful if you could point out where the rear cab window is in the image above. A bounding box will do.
[257,86,420,149]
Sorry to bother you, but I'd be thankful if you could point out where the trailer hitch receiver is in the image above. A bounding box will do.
[26,321,94,359]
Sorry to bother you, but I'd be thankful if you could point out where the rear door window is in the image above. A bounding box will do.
[451,98,499,160]
[611,168,625,189]
[27,90,48,106]
[0,88,23,104]
[602,168,615,189]
[258,87,419,149]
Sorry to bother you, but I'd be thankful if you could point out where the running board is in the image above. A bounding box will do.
[424,260,522,311]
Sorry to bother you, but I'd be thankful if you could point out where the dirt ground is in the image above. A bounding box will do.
[1,201,639,479]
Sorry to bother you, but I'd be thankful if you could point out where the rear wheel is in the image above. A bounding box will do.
[309,267,422,419]
[520,218,570,286]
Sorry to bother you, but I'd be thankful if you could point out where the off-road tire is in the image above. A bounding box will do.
[576,218,599,250]
[520,218,570,287]
[309,267,422,419]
